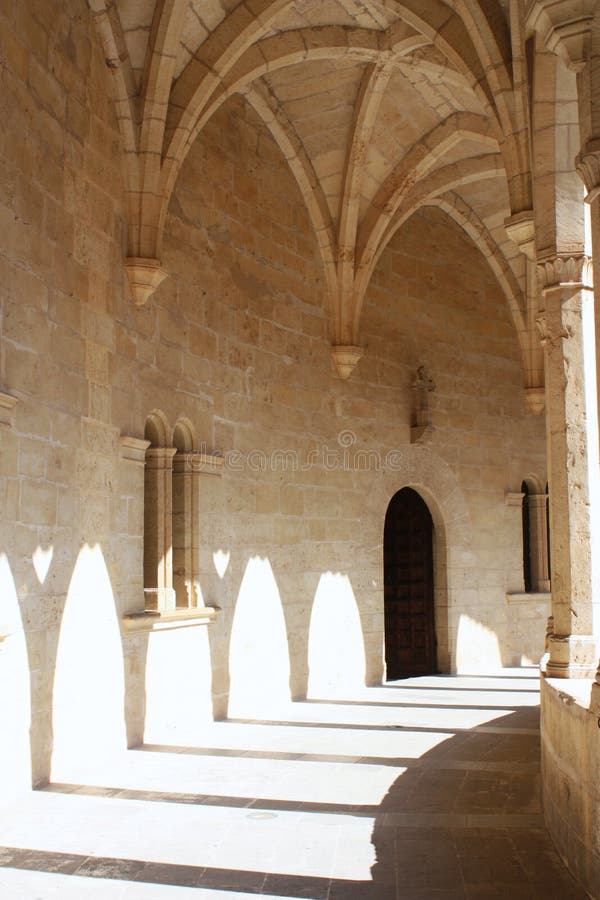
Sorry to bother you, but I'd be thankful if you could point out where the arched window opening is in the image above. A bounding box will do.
[384,487,436,678]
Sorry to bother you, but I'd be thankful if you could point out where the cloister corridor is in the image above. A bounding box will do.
[0,669,587,899]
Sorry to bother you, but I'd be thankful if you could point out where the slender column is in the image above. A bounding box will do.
[144,447,177,611]
[538,256,598,676]
[172,452,201,608]
[528,492,551,592]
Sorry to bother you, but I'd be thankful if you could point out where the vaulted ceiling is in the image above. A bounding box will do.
[88,0,537,381]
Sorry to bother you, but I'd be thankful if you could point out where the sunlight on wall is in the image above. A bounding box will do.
[213,549,230,578]
[0,553,32,803]
[456,613,501,673]
[144,626,214,744]
[228,556,291,718]
[32,546,53,584]
[51,545,126,781]
[308,572,366,699]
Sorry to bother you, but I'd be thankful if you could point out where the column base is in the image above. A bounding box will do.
[545,634,598,678]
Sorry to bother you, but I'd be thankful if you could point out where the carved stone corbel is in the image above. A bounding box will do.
[505,210,535,260]
[331,345,362,380]
[125,257,169,307]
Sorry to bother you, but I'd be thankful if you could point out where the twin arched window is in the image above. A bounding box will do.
[143,413,201,611]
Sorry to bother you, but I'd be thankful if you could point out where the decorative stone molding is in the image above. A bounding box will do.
[122,606,221,634]
[526,1,594,71]
[331,345,362,380]
[546,633,598,678]
[120,435,151,463]
[505,491,525,507]
[575,141,600,203]
[505,210,535,260]
[186,451,225,476]
[524,386,545,415]
[125,257,168,307]
[0,391,18,427]
[537,255,594,291]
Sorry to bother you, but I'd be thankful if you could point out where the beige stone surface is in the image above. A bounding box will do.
[1,0,600,894]
[541,675,600,900]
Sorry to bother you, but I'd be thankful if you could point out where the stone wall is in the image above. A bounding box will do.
[541,676,600,898]
[0,0,546,798]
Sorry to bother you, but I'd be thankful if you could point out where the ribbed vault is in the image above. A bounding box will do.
[88,0,537,386]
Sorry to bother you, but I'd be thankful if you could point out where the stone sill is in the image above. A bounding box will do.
[122,607,221,633]
[506,591,551,605]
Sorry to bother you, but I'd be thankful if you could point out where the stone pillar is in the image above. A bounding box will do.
[575,148,600,466]
[172,452,201,608]
[538,257,598,676]
[144,447,177,611]
[528,492,551,592]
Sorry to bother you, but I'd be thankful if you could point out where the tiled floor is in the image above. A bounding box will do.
[0,669,589,899]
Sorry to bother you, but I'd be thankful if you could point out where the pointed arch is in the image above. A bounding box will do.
[244,81,339,303]
[357,113,500,274]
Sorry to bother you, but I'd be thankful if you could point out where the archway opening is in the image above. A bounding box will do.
[384,487,437,679]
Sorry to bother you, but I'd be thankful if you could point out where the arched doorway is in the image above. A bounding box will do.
[384,487,437,678]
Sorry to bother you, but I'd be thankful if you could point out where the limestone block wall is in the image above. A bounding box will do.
[541,677,600,899]
[0,0,546,796]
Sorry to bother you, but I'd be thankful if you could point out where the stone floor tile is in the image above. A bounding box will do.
[0,671,589,900]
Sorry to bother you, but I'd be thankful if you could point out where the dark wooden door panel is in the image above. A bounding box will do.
[384,487,436,678]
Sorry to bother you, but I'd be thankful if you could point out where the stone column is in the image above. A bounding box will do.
[144,447,177,611]
[576,147,600,448]
[528,492,551,592]
[172,452,201,608]
[538,256,598,677]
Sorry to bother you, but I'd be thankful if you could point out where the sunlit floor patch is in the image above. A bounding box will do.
[0,868,313,900]
[0,669,588,899]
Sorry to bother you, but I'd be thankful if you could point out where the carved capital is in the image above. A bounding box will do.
[526,1,594,71]
[145,446,177,469]
[174,451,224,476]
[120,435,151,464]
[505,491,525,508]
[575,141,600,203]
[331,345,362,380]
[505,210,535,260]
[125,257,168,307]
[536,255,593,291]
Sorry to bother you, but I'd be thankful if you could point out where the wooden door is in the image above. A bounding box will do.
[384,488,436,678]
